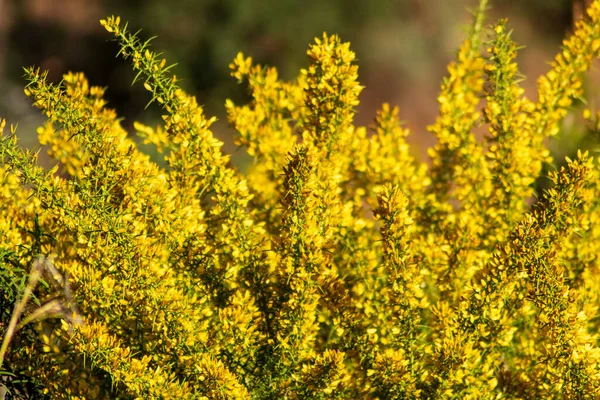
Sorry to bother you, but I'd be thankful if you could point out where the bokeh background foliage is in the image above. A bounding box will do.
[0,0,596,165]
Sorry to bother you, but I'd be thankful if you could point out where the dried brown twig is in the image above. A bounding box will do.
[0,256,82,370]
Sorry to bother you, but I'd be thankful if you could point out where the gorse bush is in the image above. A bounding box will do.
[1,0,600,398]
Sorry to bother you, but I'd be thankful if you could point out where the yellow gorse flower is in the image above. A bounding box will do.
[1,1,600,398]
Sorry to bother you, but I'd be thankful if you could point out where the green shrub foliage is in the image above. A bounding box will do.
[2,0,600,398]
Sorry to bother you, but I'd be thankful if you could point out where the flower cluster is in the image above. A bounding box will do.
[2,0,600,398]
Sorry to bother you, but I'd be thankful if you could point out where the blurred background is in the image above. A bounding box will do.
[0,0,596,170]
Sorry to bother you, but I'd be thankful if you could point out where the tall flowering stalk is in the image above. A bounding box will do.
[1,1,600,399]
